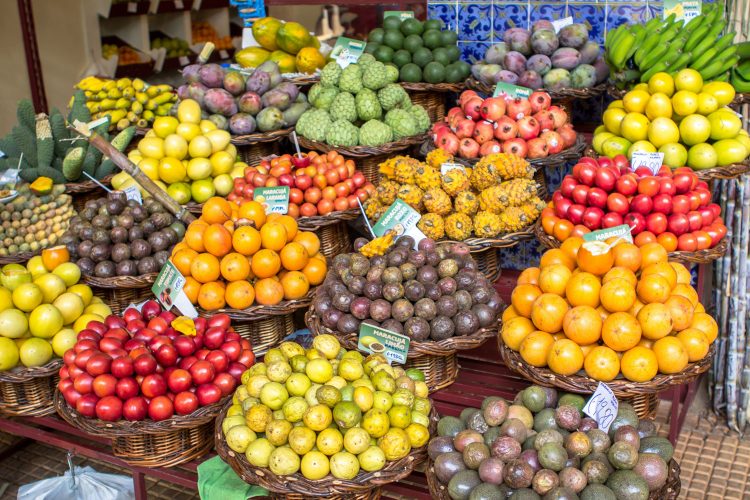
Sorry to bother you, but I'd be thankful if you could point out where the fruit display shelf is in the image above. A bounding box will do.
[466,78,608,101]
[0,359,62,417]
[532,218,729,265]
[55,390,227,468]
[214,400,438,498]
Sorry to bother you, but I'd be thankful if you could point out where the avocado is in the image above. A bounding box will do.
[423,61,446,83]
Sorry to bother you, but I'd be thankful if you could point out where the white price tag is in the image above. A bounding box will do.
[87,116,110,131]
[179,55,190,66]
[630,152,664,175]
[123,185,142,204]
[127,2,138,12]
[440,162,466,175]
[219,50,229,59]
[552,16,574,33]
[583,383,619,433]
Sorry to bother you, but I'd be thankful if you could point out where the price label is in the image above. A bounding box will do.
[331,37,366,68]
[583,383,619,433]
[384,11,415,20]
[358,323,410,364]
[584,224,633,244]
[87,116,110,131]
[127,2,138,13]
[440,162,466,175]
[152,261,198,318]
[179,55,190,66]
[219,50,229,59]
[372,199,425,250]
[630,151,664,175]
[663,0,701,22]
[552,16,574,33]
[254,186,290,214]
[122,185,142,204]
[493,82,532,99]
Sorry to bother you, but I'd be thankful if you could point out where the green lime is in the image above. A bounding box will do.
[440,30,458,47]
[432,47,451,66]
[444,45,461,63]
[424,19,444,31]
[374,44,394,63]
[405,368,425,382]
[392,49,412,68]
[403,34,424,53]
[444,62,464,83]
[400,18,424,36]
[383,16,402,31]
[422,29,442,49]
[423,61,446,83]
[412,47,433,68]
[368,28,385,43]
[383,30,404,50]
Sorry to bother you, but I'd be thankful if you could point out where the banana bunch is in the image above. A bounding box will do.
[606,4,739,88]
[74,76,176,131]
[730,42,750,92]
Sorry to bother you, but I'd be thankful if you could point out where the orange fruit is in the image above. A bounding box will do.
[220,252,251,281]
[565,272,601,308]
[190,253,221,283]
[628,298,645,317]
[671,283,699,307]
[639,242,668,269]
[596,305,610,322]
[547,339,584,376]
[638,338,654,349]
[511,284,543,318]
[502,305,519,322]
[225,280,255,309]
[664,295,694,331]
[501,317,535,351]
[185,220,208,252]
[636,274,671,304]
[517,267,540,286]
[695,302,705,313]
[602,267,637,287]
[275,215,298,242]
[202,197,233,224]
[676,328,709,362]
[172,248,198,276]
[238,200,267,229]
[171,242,188,256]
[530,293,570,333]
[690,312,718,343]
[255,278,285,305]
[584,346,620,382]
[302,258,327,286]
[260,223,288,251]
[562,306,602,345]
[580,343,597,357]
[519,331,555,367]
[183,276,201,304]
[637,303,673,340]
[560,236,584,261]
[601,312,642,351]
[620,346,658,382]
[657,233,678,252]
[204,224,233,257]
[281,271,310,300]
[198,281,226,311]
[577,241,614,276]
[280,242,310,271]
[233,226,262,256]
[670,262,692,284]
[652,336,689,374]
[634,231,656,247]
[41,246,70,270]
[600,278,637,313]
[641,262,677,289]
[294,232,321,258]
[612,243,641,272]
[538,264,572,295]
[553,219,574,242]
[251,249,281,279]
[540,249,575,271]
[542,216,558,235]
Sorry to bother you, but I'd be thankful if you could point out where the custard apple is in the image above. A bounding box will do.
[357,54,377,69]
[329,92,357,123]
[313,86,339,110]
[409,105,431,133]
[355,89,383,121]
[385,109,418,139]
[385,65,399,83]
[362,62,390,90]
[359,119,393,147]
[339,65,363,94]
[377,84,409,111]
[325,119,359,147]
[320,62,342,87]
[308,83,323,104]
[295,109,331,142]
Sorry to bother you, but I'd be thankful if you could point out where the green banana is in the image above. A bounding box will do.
[700,55,740,80]
[635,33,662,67]
[715,45,739,63]
[610,30,637,69]
[691,48,718,71]
[644,16,664,32]
[660,13,677,31]
[657,23,681,45]
[713,31,738,54]
[735,41,750,60]
[640,44,670,71]
[690,35,718,64]
[625,27,649,64]
[684,23,711,52]
[667,51,692,72]
[682,11,705,33]
[704,19,727,43]
[641,61,670,82]
[605,24,627,54]
[737,60,750,80]
[714,73,730,82]
[731,69,750,91]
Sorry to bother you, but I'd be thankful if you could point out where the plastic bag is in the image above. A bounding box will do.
[18,463,134,500]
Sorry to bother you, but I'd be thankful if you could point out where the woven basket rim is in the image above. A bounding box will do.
[199,288,315,320]
[533,218,729,264]
[0,250,41,265]
[214,400,436,495]
[296,209,361,231]
[298,134,429,158]
[401,82,466,92]
[306,309,500,358]
[498,337,714,396]
[64,174,115,194]
[55,389,229,436]
[465,78,607,99]
[231,127,294,146]
[82,273,158,289]
[0,359,62,382]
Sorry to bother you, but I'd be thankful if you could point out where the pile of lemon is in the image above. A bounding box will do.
[221,335,432,481]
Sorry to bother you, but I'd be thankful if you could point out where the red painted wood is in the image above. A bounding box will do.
[16,0,47,113]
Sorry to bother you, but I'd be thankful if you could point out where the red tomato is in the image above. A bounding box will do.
[334,197,349,212]
[322,186,337,201]
[334,182,350,198]
[115,377,139,400]
[606,193,629,215]
[196,383,223,406]
[148,396,174,421]
[637,177,660,197]
[630,194,653,215]
[325,169,340,186]
[174,391,199,416]
[213,372,237,396]
[289,188,304,205]
[76,394,99,418]
[668,213,690,236]
[206,350,229,373]
[122,396,148,421]
[134,354,157,376]
[300,202,317,217]
[86,353,112,377]
[560,176,578,198]
[646,212,668,235]
[304,187,322,204]
[317,199,334,215]
[95,396,123,421]
[189,360,215,385]
[586,187,608,209]
[73,373,94,395]
[140,374,167,399]
[671,195,690,214]
[238,349,256,367]
[92,374,117,398]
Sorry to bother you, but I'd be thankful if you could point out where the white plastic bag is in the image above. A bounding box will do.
[18,462,134,500]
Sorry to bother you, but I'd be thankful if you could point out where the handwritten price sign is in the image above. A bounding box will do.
[583,383,619,432]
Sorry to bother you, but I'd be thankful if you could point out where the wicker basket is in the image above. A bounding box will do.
[83,273,157,315]
[66,175,115,212]
[401,82,465,123]
[426,457,681,500]
[0,250,41,265]
[0,360,62,417]
[214,400,437,497]
[231,128,293,166]
[296,210,358,259]
[55,390,224,467]
[474,248,503,284]
[464,78,607,100]
[234,314,294,354]
[306,310,499,392]
[532,219,729,265]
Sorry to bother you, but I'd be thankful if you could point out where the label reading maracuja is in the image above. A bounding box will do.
[254,186,289,214]
[372,199,426,249]
[584,224,633,244]
[358,323,410,364]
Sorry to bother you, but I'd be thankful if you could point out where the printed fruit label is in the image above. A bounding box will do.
[493,82,532,99]
[358,323,410,364]
[372,199,425,249]
[254,186,290,214]
[584,224,634,244]
[332,37,366,68]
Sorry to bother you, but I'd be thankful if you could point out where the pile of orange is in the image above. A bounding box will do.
[170,197,327,311]
[501,238,718,383]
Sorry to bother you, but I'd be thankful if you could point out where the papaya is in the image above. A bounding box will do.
[296,47,326,74]
[235,46,271,68]
[276,22,313,55]
[269,50,297,74]
[30,176,53,195]
[252,17,282,51]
